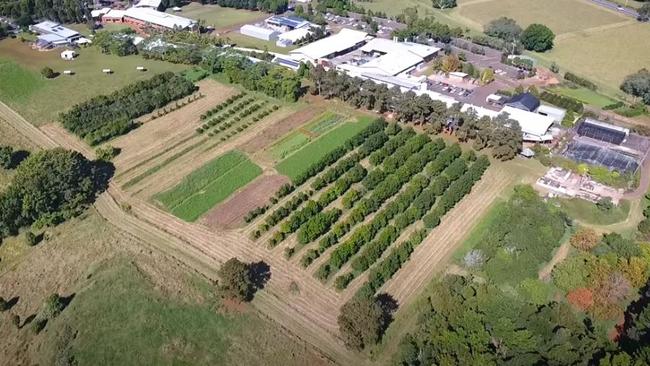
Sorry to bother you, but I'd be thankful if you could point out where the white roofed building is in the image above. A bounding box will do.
[289,28,369,64]
[122,7,197,32]
[276,27,311,47]
[134,0,162,9]
[240,24,279,41]
[30,21,80,46]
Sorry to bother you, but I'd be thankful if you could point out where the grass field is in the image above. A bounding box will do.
[267,112,345,160]
[167,3,266,30]
[540,22,650,96]
[156,150,262,221]
[456,0,626,35]
[0,38,187,125]
[555,198,631,226]
[549,86,617,108]
[275,117,373,181]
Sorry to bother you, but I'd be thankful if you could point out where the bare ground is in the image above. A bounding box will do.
[239,105,324,154]
[40,123,96,159]
[127,106,302,200]
[201,173,290,230]
[110,79,237,172]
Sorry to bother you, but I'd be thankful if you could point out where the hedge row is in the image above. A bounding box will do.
[311,153,362,191]
[564,72,598,91]
[60,72,197,145]
[314,141,448,280]
[356,156,490,297]
[334,155,466,289]
[540,91,584,113]
[252,192,310,238]
[355,229,429,298]
[270,164,367,247]
[369,128,416,166]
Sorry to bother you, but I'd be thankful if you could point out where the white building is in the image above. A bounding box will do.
[122,7,197,30]
[134,0,162,9]
[289,28,369,64]
[276,27,311,47]
[240,24,279,41]
[537,104,567,124]
[31,21,80,48]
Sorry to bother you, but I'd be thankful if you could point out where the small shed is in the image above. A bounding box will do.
[520,147,535,158]
[448,71,469,82]
[60,50,76,60]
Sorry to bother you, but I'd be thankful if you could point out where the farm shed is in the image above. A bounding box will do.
[506,92,541,112]
[240,24,279,41]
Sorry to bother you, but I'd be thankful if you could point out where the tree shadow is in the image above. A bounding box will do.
[60,293,76,311]
[3,296,19,311]
[91,160,115,195]
[250,261,271,291]
[20,313,36,329]
[376,292,399,333]
[9,150,29,168]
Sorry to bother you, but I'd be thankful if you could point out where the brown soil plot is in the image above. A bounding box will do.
[202,173,290,230]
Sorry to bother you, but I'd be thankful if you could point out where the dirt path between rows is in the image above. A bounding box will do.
[382,167,514,307]
[0,101,57,149]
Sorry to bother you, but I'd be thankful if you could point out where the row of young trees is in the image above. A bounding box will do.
[0,149,111,240]
[60,72,197,145]
[335,150,469,289]
[309,66,524,160]
[338,155,490,349]
[316,138,448,280]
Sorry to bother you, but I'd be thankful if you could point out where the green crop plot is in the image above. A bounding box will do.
[275,117,373,182]
[305,112,346,134]
[156,151,261,221]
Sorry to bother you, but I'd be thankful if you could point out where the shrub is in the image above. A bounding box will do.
[41,66,56,79]
[565,72,598,91]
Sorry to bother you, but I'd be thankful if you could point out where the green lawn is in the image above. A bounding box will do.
[0,38,188,125]
[156,150,262,221]
[549,86,617,108]
[167,3,266,30]
[555,198,631,226]
[275,117,373,182]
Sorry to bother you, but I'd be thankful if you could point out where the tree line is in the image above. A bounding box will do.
[201,0,287,14]
[60,72,197,145]
[0,0,88,26]
[309,66,524,160]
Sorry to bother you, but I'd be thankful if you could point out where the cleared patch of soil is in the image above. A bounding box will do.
[202,173,290,230]
[239,106,324,154]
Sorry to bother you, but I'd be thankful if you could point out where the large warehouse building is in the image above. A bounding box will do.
[102,6,197,32]
[289,28,370,64]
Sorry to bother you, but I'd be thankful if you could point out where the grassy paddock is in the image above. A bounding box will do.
[275,117,373,181]
[168,3,266,30]
[267,111,346,160]
[40,258,323,365]
[556,198,631,226]
[156,150,262,221]
[0,38,187,125]
[457,0,626,35]
[549,86,617,108]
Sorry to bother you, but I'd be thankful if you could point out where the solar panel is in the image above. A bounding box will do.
[564,141,639,173]
[576,121,626,145]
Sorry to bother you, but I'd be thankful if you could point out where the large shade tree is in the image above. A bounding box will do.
[520,23,555,52]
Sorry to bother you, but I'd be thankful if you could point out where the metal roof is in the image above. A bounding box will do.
[124,7,196,29]
[290,28,368,61]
